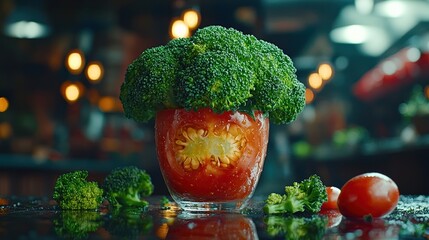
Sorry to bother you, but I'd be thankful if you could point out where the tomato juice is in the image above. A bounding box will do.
[155,108,269,209]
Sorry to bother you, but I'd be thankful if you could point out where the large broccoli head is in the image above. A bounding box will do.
[120,25,305,124]
[102,166,154,208]
[53,170,104,210]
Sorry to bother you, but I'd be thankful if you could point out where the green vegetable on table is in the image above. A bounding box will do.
[53,170,103,210]
[102,166,154,209]
[120,25,305,124]
[263,174,327,214]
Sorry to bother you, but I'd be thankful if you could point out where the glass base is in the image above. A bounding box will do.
[174,199,249,212]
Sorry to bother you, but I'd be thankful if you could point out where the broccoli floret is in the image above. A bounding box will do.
[249,39,306,124]
[120,25,305,124]
[178,51,254,113]
[119,45,179,122]
[103,166,154,208]
[264,215,327,240]
[53,170,103,210]
[191,25,254,62]
[263,175,327,214]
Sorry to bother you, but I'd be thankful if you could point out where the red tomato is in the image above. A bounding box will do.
[337,172,399,218]
[321,186,341,210]
[155,108,269,202]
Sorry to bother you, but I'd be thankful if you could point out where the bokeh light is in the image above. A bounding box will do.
[318,63,334,80]
[305,88,315,104]
[0,97,9,112]
[66,50,85,74]
[86,61,104,83]
[65,84,80,102]
[0,122,12,139]
[308,72,323,90]
[170,19,190,38]
[183,9,200,29]
[61,81,84,103]
[98,96,116,112]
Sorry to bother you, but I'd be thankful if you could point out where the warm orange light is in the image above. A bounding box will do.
[183,9,200,29]
[98,96,116,112]
[318,63,334,81]
[308,72,323,90]
[65,84,80,102]
[305,88,315,104]
[86,61,104,83]
[0,97,9,112]
[61,81,84,103]
[66,49,85,74]
[0,122,12,139]
[170,19,190,39]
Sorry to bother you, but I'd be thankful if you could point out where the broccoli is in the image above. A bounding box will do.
[263,174,327,214]
[53,170,103,210]
[120,45,179,122]
[178,51,254,113]
[120,25,305,124]
[264,215,327,240]
[103,166,154,208]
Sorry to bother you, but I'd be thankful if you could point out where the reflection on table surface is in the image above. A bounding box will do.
[0,195,428,239]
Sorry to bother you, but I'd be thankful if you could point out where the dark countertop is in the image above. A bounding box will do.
[0,195,428,239]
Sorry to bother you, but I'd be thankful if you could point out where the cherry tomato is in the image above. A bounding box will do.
[155,108,269,202]
[321,186,341,210]
[337,172,399,218]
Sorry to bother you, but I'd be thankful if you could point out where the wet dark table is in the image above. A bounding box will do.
[0,195,428,239]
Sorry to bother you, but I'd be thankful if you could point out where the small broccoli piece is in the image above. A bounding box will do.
[53,210,102,239]
[53,170,103,210]
[103,166,154,208]
[264,215,327,240]
[263,175,327,214]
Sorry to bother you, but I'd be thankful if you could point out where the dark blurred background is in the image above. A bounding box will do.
[0,0,428,197]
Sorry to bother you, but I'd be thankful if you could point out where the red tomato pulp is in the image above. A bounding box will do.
[337,172,399,218]
[155,108,269,202]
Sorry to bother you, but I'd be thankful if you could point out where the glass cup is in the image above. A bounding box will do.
[155,108,269,212]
